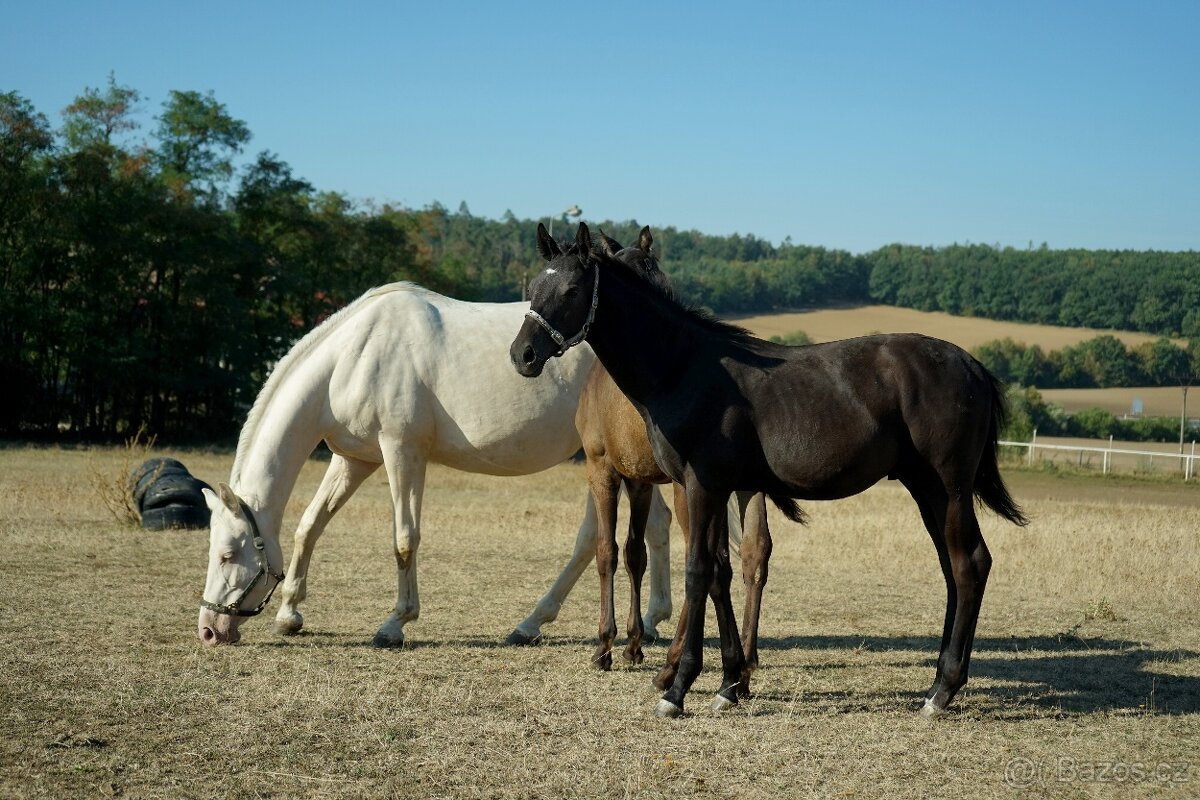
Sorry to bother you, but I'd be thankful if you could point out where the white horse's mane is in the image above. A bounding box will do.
[231,282,426,483]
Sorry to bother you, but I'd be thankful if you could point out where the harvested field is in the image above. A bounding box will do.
[733,305,1180,352]
[1040,386,1194,419]
[2,447,1198,799]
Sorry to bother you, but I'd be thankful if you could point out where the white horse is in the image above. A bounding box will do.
[197,283,674,648]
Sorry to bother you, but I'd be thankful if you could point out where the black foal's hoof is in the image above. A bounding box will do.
[655,699,684,718]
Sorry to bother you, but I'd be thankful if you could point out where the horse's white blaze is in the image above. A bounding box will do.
[197,282,672,645]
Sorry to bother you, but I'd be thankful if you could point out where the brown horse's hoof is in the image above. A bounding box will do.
[622,644,644,665]
[592,648,613,671]
[505,629,542,646]
[653,666,677,691]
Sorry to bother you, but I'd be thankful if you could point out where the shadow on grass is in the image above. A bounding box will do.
[747,632,1200,717]
[241,627,1200,717]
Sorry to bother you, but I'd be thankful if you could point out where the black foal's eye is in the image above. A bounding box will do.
[564,286,579,299]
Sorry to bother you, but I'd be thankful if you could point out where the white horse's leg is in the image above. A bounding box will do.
[373,444,427,648]
[507,491,598,644]
[273,454,379,636]
[642,487,673,640]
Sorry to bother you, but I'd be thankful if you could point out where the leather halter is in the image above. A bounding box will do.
[525,266,599,356]
[199,500,285,618]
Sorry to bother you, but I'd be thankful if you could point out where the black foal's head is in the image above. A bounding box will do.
[510,222,599,378]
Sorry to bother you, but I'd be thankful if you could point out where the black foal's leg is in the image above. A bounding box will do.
[654,482,690,691]
[657,484,735,718]
[735,491,771,679]
[901,475,954,703]
[708,510,748,712]
[622,479,652,665]
[923,494,991,717]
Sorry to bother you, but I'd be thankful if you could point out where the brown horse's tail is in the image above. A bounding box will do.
[974,370,1030,526]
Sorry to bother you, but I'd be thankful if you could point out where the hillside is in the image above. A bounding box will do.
[732,304,1180,352]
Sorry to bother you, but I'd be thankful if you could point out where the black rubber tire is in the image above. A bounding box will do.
[141,504,211,531]
[129,458,190,511]
[140,474,212,511]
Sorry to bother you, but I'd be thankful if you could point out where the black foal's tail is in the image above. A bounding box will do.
[974,370,1030,526]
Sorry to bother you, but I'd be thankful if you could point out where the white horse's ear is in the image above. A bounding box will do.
[201,487,220,512]
[217,482,242,515]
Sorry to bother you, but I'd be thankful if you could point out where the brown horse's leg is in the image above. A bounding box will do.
[924,491,991,717]
[735,491,771,679]
[622,479,653,665]
[588,458,621,671]
[654,482,690,691]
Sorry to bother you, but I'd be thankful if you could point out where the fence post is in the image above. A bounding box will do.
[1029,428,1037,467]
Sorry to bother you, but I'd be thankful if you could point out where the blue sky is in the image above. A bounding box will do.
[4,1,1198,253]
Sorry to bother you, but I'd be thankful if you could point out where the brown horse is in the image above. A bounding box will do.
[577,228,773,685]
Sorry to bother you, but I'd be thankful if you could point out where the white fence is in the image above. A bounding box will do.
[999,436,1199,480]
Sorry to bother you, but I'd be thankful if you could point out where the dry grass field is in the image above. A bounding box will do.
[733,305,1179,352]
[2,446,1199,799]
[1038,387,1192,419]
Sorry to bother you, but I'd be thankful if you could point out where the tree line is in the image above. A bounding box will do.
[973,335,1198,389]
[2,79,1197,441]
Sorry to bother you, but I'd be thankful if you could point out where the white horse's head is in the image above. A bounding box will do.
[197,483,284,646]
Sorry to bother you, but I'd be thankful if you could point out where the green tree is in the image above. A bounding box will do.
[155,89,250,200]
[0,92,57,433]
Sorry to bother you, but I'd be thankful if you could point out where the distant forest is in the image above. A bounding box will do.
[2,80,1198,440]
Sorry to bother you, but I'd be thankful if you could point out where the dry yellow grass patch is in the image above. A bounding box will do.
[1,446,1198,798]
[732,304,1179,351]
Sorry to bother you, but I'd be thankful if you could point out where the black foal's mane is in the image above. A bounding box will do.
[584,247,762,349]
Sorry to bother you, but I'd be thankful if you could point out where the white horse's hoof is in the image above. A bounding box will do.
[655,699,683,718]
[271,615,303,636]
[710,693,737,713]
[504,629,542,646]
[919,699,947,720]
[371,632,405,649]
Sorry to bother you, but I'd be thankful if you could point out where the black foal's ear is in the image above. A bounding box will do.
[637,226,653,253]
[575,222,593,260]
[536,223,562,262]
[597,228,622,257]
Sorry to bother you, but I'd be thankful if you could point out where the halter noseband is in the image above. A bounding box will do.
[199,500,285,618]
[525,266,599,356]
